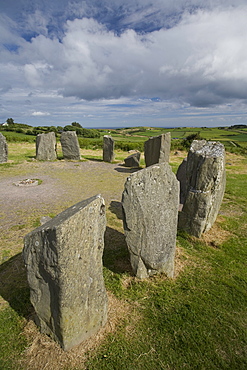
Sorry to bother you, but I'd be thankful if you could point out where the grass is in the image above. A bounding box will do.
[0,139,247,369]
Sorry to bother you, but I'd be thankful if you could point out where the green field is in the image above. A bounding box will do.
[2,124,247,154]
[0,129,247,369]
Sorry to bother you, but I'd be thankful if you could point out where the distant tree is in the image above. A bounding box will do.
[64,125,77,131]
[71,122,82,128]
[183,132,202,149]
[6,118,14,125]
[47,126,57,133]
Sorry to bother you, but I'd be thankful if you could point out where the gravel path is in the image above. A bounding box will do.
[0,159,136,223]
[0,159,138,258]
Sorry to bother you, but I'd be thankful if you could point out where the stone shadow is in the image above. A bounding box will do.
[103,226,132,274]
[114,164,141,173]
[0,253,33,318]
[82,157,103,162]
[109,201,123,220]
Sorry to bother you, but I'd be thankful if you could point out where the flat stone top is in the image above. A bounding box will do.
[37,131,56,137]
[61,131,77,137]
[26,194,104,235]
[190,140,225,157]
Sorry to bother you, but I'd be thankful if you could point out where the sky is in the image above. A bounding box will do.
[1,0,247,128]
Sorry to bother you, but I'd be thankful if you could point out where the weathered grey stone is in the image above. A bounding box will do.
[122,162,179,279]
[36,132,57,161]
[60,131,81,160]
[124,151,141,168]
[176,157,187,206]
[40,216,52,225]
[103,135,114,162]
[178,140,226,237]
[144,132,171,167]
[0,133,8,163]
[23,195,108,351]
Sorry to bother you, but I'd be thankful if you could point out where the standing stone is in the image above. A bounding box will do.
[36,132,57,161]
[0,133,8,163]
[61,131,81,160]
[144,132,171,167]
[23,195,108,351]
[122,162,179,279]
[178,140,226,237]
[103,135,114,162]
[124,151,141,168]
[176,157,187,206]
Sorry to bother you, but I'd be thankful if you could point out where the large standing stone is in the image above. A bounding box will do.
[178,140,226,237]
[124,151,141,168]
[23,195,108,351]
[36,132,57,161]
[0,133,8,163]
[176,157,187,206]
[61,131,81,160]
[144,132,171,167]
[103,135,114,162]
[122,162,179,279]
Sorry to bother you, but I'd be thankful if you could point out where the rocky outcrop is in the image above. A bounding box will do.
[178,140,226,237]
[23,195,108,351]
[122,162,179,279]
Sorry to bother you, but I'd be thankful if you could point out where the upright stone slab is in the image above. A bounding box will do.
[178,140,226,237]
[124,151,141,168]
[144,132,171,167]
[176,157,187,206]
[0,133,8,163]
[122,162,179,279]
[103,135,114,162]
[61,131,81,160]
[36,132,57,161]
[23,195,108,351]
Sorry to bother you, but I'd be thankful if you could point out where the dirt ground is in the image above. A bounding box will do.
[0,156,144,260]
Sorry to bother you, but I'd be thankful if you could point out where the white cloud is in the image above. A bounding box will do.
[32,111,50,116]
[1,1,247,126]
[30,5,247,107]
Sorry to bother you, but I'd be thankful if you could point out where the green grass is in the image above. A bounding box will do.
[0,131,36,143]
[0,307,27,369]
[0,139,247,369]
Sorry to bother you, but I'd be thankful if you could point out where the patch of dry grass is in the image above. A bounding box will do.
[19,293,132,370]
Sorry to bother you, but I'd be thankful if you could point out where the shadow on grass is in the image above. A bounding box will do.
[0,253,33,318]
[103,226,132,274]
[83,156,103,162]
[109,201,123,220]
[114,165,140,173]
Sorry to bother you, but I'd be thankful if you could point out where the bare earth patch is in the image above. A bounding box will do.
[201,220,232,248]
[20,293,131,370]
